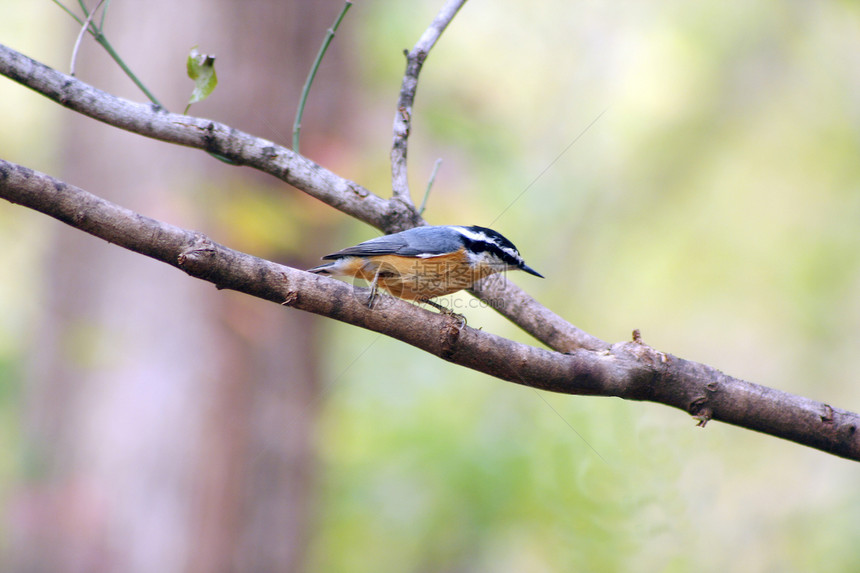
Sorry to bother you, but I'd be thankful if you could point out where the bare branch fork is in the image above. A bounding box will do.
[384,0,605,352]
[0,4,859,460]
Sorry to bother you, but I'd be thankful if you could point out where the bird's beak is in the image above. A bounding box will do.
[520,263,544,278]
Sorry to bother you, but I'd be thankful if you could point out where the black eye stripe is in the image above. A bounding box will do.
[460,235,522,267]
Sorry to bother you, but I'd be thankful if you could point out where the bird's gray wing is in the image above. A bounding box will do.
[321,227,462,259]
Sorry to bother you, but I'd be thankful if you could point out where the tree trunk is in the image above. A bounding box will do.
[13,2,351,571]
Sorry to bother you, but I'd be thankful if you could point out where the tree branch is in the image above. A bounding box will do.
[390,0,467,203]
[0,43,400,230]
[2,158,858,461]
[0,41,594,353]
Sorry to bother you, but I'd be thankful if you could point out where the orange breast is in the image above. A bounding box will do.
[343,248,500,301]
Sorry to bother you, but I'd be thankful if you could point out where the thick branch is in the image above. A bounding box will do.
[390,0,467,202]
[0,157,611,390]
[2,158,859,461]
[0,41,594,353]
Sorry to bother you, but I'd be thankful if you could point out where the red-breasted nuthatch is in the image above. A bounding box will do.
[308,225,543,307]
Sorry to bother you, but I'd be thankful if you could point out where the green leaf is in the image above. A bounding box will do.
[185,47,218,113]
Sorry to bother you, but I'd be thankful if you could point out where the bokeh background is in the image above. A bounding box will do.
[2,1,860,571]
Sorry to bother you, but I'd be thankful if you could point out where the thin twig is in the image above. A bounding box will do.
[57,1,234,166]
[99,0,112,29]
[55,0,163,107]
[51,0,85,26]
[90,31,163,107]
[418,158,442,216]
[390,0,467,205]
[293,1,353,152]
[70,0,105,76]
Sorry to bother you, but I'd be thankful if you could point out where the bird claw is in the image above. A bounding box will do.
[420,298,467,327]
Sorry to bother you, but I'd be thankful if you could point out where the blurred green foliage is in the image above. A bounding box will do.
[308,1,860,571]
[2,0,860,571]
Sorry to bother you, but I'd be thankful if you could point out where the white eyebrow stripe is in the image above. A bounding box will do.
[451,226,488,242]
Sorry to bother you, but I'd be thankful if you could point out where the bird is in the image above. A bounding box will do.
[308,225,543,310]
